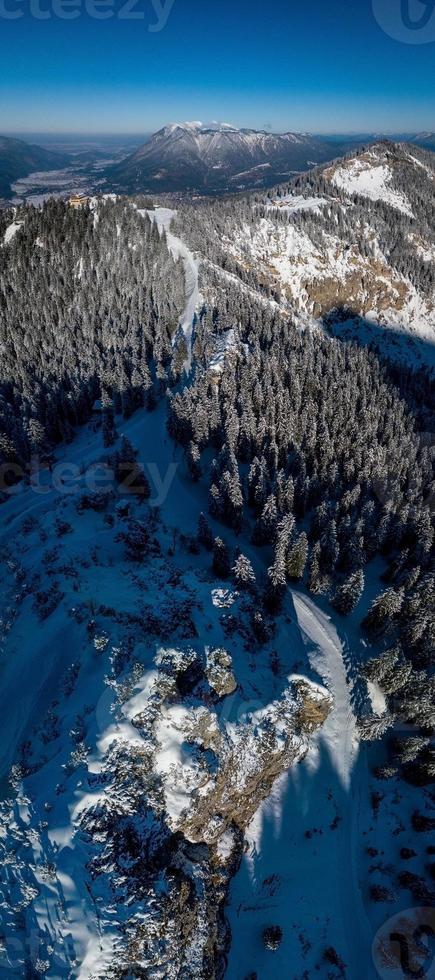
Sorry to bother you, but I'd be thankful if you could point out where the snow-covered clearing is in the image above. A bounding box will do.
[331,157,414,217]
[3,221,22,246]
[146,207,200,372]
[266,193,329,213]
[292,593,358,790]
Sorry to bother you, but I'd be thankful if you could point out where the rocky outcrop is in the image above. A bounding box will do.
[90,649,332,978]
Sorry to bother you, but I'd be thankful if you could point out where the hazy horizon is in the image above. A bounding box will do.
[1,124,433,141]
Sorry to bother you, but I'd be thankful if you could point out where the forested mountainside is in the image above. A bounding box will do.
[0,198,185,469]
[175,140,435,364]
[0,159,434,978]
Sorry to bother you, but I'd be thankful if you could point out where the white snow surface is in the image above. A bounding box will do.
[3,221,22,245]
[366,678,387,716]
[292,592,359,790]
[331,156,414,216]
[266,193,329,213]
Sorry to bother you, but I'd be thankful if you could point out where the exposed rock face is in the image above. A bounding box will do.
[90,650,331,978]
[205,646,237,698]
[204,141,435,364]
[0,560,331,979]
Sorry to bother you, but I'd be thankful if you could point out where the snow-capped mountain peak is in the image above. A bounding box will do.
[109,121,337,193]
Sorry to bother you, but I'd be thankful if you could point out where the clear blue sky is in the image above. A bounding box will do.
[1,0,434,134]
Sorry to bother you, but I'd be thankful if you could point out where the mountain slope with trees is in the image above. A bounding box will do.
[0,135,69,200]
[0,167,433,976]
[175,140,435,364]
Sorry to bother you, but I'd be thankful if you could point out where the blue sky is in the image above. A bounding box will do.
[1,0,434,133]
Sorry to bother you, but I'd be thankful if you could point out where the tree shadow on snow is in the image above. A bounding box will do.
[322,308,435,433]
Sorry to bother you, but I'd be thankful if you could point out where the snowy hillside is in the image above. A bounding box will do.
[0,405,333,978]
[0,189,433,979]
[177,141,435,366]
[329,156,414,216]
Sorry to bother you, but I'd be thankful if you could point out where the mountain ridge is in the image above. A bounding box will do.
[0,135,69,200]
[174,139,435,366]
[108,121,340,194]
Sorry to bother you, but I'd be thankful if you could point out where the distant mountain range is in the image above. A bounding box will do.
[410,132,435,152]
[1,126,435,201]
[107,122,341,194]
[0,135,69,200]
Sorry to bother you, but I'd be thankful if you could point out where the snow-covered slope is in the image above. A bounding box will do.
[0,405,331,979]
[0,172,434,980]
[226,591,373,980]
[2,219,22,245]
[329,153,414,216]
[202,141,435,366]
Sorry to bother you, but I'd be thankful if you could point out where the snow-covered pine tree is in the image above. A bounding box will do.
[252,493,278,546]
[332,569,364,615]
[286,532,308,581]
[187,441,201,482]
[233,554,256,590]
[363,587,404,634]
[265,550,287,613]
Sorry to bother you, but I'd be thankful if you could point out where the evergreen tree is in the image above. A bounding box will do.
[363,588,404,634]
[213,537,231,578]
[320,519,340,572]
[358,713,393,741]
[233,553,256,591]
[197,512,214,550]
[265,552,287,613]
[252,494,278,545]
[332,569,364,615]
[113,437,151,498]
[124,520,150,562]
[286,532,308,581]
[307,541,324,594]
[187,441,201,482]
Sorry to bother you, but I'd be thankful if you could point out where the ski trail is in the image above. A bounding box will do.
[291,590,372,980]
[292,592,358,790]
[146,207,200,373]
